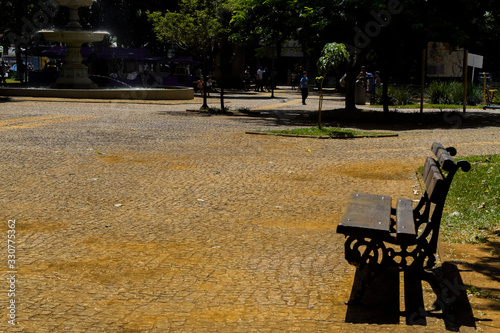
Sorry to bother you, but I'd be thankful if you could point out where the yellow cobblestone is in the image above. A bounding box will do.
[0,94,499,332]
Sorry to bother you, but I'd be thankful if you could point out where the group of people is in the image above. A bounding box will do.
[243,66,309,104]
[252,66,276,92]
[202,64,381,107]
[356,66,382,93]
[356,66,382,104]
[0,60,33,84]
[195,73,214,96]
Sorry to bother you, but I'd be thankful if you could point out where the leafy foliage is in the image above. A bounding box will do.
[317,43,350,75]
[148,0,226,58]
[316,42,350,128]
[392,86,417,106]
[427,81,465,105]
[230,0,343,59]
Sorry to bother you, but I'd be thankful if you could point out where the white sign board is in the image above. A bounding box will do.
[468,53,483,82]
[468,53,483,68]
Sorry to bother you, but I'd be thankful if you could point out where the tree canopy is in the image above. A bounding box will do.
[148,0,227,58]
[2,0,500,95]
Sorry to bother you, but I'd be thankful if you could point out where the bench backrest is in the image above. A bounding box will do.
[414,143,470,267]
[421,142,471,206]
[422,157,444,203]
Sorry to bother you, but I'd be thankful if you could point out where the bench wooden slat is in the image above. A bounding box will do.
[396,198,416,243]
[431,142,456,172]
[423,157,444,203]
[337,193,392,237]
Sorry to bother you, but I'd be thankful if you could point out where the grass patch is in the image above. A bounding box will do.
[440,154,500,244]
[264,127,396,138]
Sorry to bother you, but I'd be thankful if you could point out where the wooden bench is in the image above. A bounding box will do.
[337,142,471,305]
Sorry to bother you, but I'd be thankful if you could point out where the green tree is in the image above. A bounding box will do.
[230,0,344,86]
[1,0,48,83]
[148,0,229,109]
[336,0,500,110]
[316,42,349,128]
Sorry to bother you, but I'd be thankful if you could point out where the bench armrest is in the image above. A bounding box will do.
[396,198,416,244]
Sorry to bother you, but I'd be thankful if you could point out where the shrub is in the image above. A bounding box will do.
[427,81,450,104]
[375,82,482,106]
[390,85,418,105]
[374,86,385,105]
[467,83,483,105]
[426,81,479,105]
[374,85,415,105]
[448,81,464,104]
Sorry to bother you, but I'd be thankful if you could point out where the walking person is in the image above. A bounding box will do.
[263,67,269,92]
[300,71,309,105]
[206,74,213,97]
[196,76,204,95]
[243,66,251,91]
[256,67,264,92]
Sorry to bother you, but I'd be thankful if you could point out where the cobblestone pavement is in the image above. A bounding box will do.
[0,90,499,332]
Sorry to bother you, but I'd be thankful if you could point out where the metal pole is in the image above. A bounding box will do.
[463,50,468,113]
[420,49,426,113]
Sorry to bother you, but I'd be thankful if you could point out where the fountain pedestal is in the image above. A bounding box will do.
[39,0,109,89]
[41,30,108,89]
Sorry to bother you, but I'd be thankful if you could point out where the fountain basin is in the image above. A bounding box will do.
[40,30,109,44]
[55,0,96,7]
[0,87,194,100]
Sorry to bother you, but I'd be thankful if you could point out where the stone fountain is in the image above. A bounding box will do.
[0,0,193,100]
[40,0,108,89]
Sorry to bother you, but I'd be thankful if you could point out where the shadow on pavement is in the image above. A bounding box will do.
[176,107,500,131]
[319,109,500,131]
[344,262,478,331]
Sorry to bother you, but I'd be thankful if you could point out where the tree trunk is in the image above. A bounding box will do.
[382,77,390,113]
[220,73,225,111]
[201,56,209,110]
[382,61,390,112]
[345,65,358,111]
[344,52,368,111]
[14,0,28,85]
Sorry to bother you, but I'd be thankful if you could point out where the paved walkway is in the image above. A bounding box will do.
[0,90,499,332]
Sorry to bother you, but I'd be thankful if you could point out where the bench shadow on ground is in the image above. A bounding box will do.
[229,109,500,131]
[344,262,482,331]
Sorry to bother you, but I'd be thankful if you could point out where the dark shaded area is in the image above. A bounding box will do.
[345,266,400,324]
[438,262,478,331]
[318,109,500,131]
[404,270,427,326]
[345,263,478,331]
[177,98,500,131]
[157,105,500,132]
